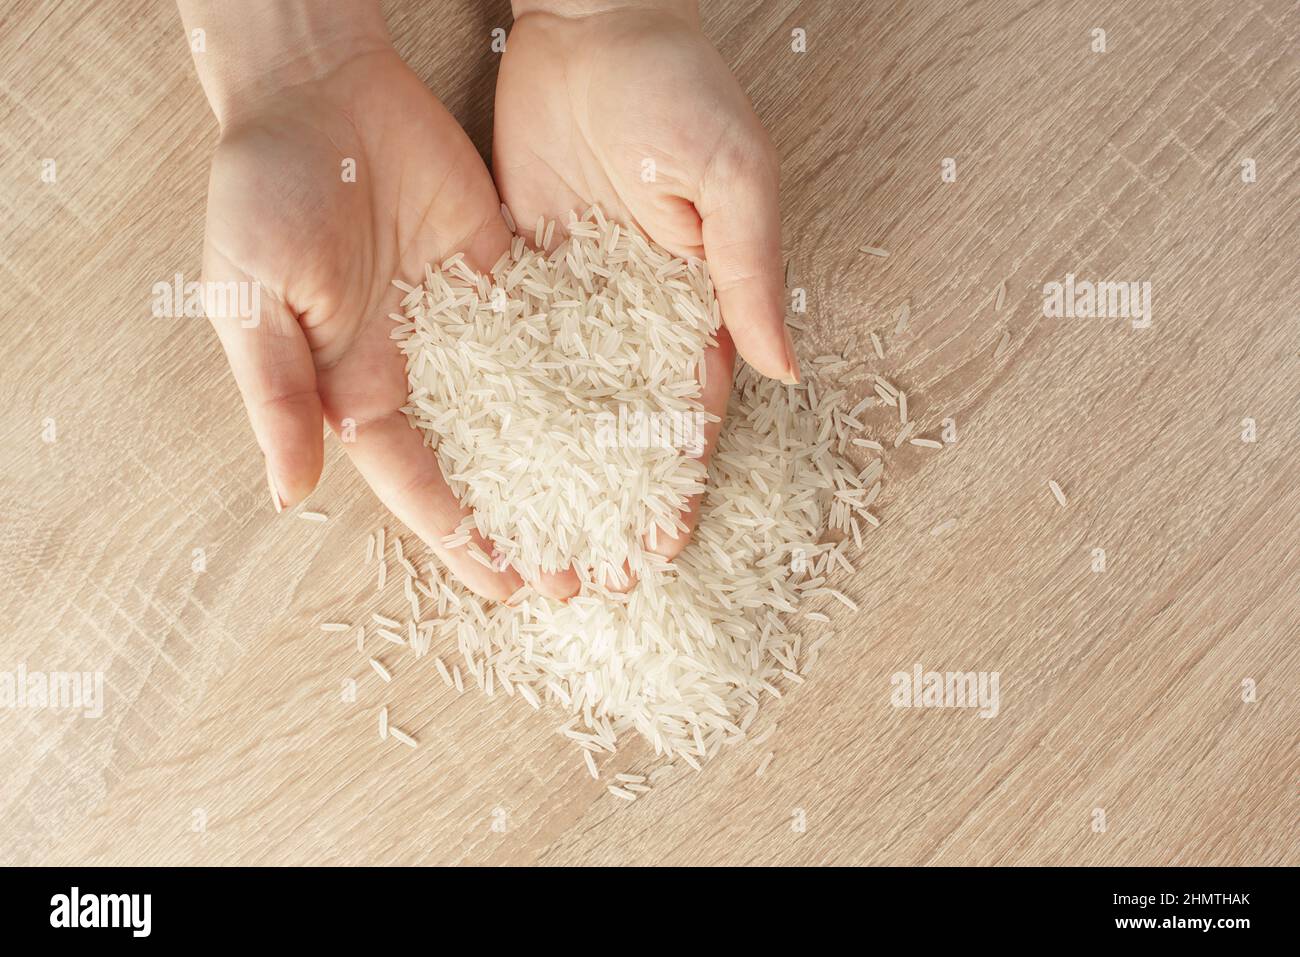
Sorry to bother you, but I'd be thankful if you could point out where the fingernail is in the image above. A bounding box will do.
[780,323,801,384]
[265,460,283,514]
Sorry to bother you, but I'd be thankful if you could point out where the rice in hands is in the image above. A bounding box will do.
[384,208,873,767]
[392,206,718,590]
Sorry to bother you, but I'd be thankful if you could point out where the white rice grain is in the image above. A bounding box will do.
[390,727,418,748]
[1048,479,1068,507]
[894,301,910,335]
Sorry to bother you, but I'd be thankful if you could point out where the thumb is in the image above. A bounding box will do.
[203,250,324,512]
[697,134,797,384]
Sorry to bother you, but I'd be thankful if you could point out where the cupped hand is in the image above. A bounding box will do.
[199,45,523,601]
[494,0,795,595]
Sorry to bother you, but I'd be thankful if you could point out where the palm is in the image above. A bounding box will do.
[202,49,519,599]
[206,48,508,433]
[494,10,749,259]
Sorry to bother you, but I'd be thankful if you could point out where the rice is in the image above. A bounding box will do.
[755,751,774,777]
[871,331,884,359]
[378,706,388,740]
[995,329,1011,359]
[320,622,349,632]
[858,245,889,258]
[396,207,719,586]
[910,437,943,449]
[584,750,599,780]
[995,279,1007,312]
[390,727,418,748]
[1048,479,1068,507]
[894,301,910,335]
[299,511,327,522]
[370,658,392,683]
[356,207,917,771]
[826,588,857,611]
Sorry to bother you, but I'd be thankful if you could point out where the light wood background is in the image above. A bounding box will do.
[1,0,1296,866]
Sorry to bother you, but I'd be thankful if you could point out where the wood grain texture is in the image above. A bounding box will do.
[1,0,1297,866]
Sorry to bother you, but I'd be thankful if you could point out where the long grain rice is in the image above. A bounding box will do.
[358,207,900,771]
[1048,479,1068,507]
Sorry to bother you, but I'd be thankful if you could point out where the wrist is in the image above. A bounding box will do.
[178,0,391,128]
[512,0,699,25]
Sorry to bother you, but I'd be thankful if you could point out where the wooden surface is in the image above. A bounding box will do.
[2,0,1297,866]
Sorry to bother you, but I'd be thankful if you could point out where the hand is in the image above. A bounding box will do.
[180,1,522,600]
[494,0,795,595]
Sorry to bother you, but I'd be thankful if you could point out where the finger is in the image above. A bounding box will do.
[532,566,580,601]
[338,408,524,603]
[203,249,323,511]
[645,327,735,560]
[697,134,796,384]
